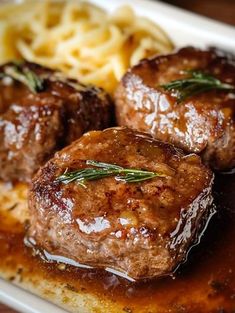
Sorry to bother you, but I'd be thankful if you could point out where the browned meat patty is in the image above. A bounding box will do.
[0,61,112,182]
[28,127,214,280]
[115,47,235,170]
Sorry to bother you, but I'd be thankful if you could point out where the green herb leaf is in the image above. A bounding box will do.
[56,160,165,187]
[161,70,234,102]
[0,63,45,93]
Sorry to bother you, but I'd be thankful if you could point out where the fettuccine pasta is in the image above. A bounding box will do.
[0,0,173,93]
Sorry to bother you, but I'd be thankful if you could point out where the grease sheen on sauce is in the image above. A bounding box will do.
[0,173,234,313]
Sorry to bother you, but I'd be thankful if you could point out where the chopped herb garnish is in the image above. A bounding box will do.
[56,160,165,187]
[161,70,234,102]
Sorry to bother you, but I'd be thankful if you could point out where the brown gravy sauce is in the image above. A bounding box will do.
[0,173,234,313]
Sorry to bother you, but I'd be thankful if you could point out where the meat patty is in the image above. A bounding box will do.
[115,47,235,170]
[0,61,112,182]
[28,127,213,280]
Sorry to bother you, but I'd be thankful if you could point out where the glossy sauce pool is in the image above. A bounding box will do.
[0,173,234,313]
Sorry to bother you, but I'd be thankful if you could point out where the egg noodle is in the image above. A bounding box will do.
[0,0,173,93]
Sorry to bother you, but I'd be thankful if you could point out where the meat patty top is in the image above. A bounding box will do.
[115,47,235,170]
[28,127,214,280]
[0,61,112,182]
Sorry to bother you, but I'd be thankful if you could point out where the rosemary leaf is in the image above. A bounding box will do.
[56,160,165,187]
[161,70,234,102]
[1,63,45,93]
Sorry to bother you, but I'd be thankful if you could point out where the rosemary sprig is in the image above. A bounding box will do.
[56,160,165,187]
[0,63,45,93]
[161,70,234,102]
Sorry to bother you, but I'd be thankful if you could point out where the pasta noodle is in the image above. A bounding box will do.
[0,182,28,224]
[0,0,173,93]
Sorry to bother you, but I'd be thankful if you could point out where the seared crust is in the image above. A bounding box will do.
[115,47,235,170]
[28,127,213,280]
[0,62,113,182]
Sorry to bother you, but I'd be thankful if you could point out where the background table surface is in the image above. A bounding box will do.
[0,0,234,312]
[165,0,235,25]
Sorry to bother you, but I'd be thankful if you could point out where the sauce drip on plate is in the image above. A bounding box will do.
[0,173,234,313]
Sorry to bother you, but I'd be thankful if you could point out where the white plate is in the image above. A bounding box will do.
[0,1,234,312]
[92,0,235,50]
[0,279,68,313]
